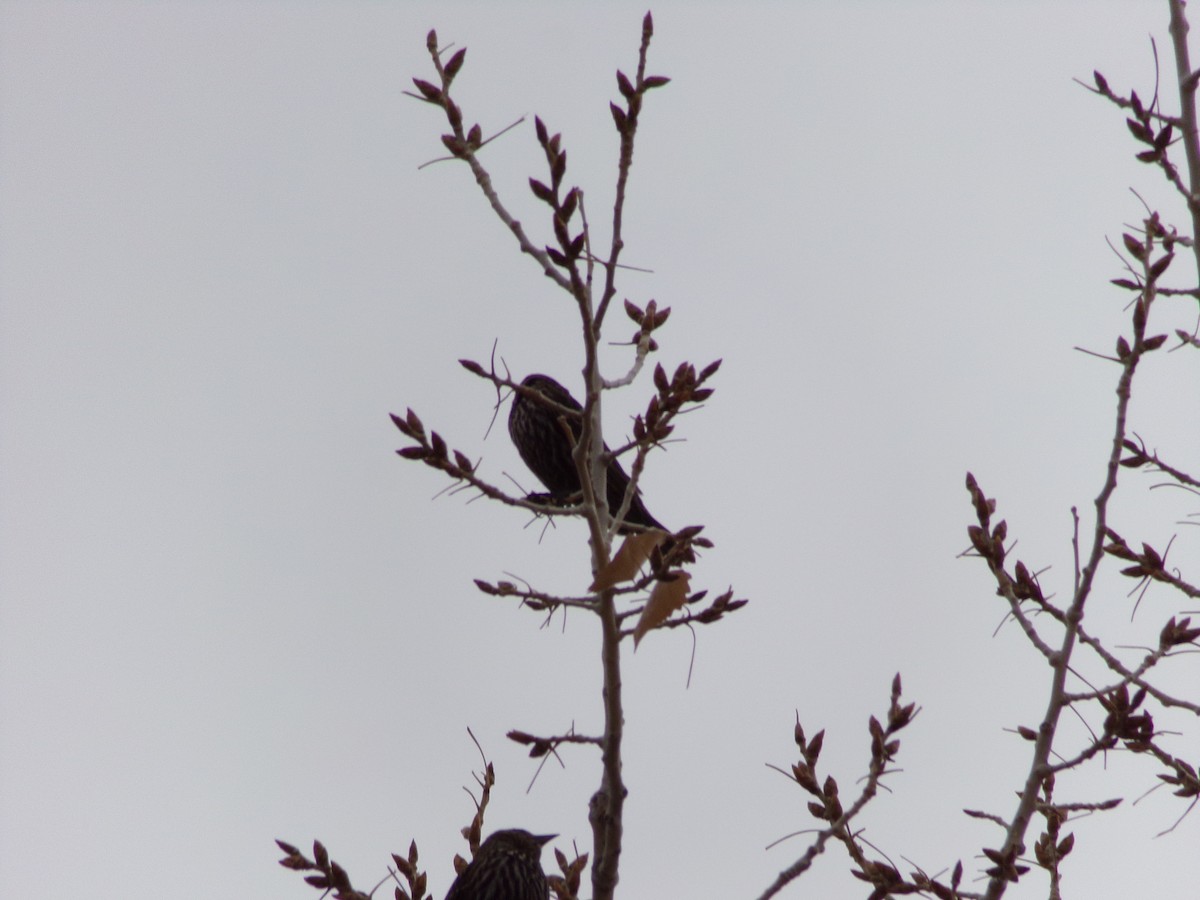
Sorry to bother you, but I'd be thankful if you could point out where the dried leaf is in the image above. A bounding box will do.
[590,531,665,591]
[633,572,691,647]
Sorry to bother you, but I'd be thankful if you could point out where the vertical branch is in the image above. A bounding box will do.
[975,11,1198,895]
[411,21,672,899]
[595,13,656,333]
[578,230,624,900]
[589,581,626,900]
[585,17,657,898]
[1168,0,1200,282]
[586,18,666,899]
[981,231,1158,900]
[577,285,611,575]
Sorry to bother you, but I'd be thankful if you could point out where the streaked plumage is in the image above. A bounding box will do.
[445,829,553,900]
[508,374,665,532]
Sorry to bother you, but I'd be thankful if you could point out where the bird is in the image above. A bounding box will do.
[507,373,666,533]
[444,828,554,900]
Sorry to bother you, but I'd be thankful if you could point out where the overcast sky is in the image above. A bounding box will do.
[3,3,1200,898]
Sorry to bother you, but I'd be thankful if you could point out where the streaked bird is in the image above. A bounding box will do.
[507,373,665,532]
[445,829,554,900]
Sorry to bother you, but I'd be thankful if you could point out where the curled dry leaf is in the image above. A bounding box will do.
[590,531,665,591]
[633,571,691,648]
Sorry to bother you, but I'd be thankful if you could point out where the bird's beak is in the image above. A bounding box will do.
[535,833,557,846]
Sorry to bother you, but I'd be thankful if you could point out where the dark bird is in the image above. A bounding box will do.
[508,373,666,533]
[444,829,554,900]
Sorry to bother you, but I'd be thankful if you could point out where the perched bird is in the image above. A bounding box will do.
[445,829,554,900]
[508,373,666,532]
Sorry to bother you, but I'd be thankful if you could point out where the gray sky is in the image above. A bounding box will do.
[3,3,1199,898]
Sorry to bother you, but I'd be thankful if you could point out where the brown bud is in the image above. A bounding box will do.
[609,102,627,132]
[444,48,467,80]
[616,70,635,99]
